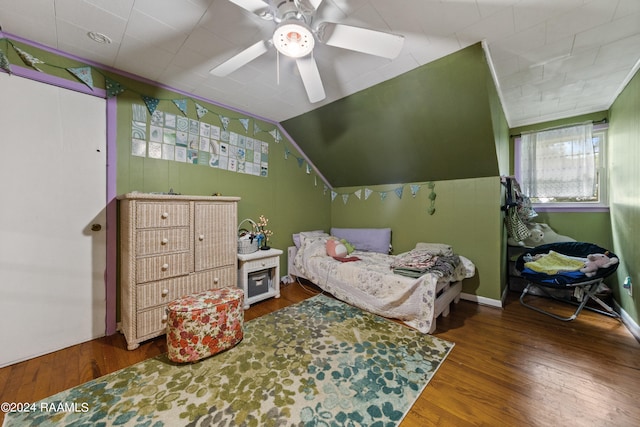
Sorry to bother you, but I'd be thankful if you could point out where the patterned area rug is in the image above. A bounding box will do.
[3,294,454,426]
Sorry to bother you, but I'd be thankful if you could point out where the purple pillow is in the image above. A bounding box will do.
[330,228,391,254]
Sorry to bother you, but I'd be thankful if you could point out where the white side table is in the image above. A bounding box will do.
[237,248,282,309]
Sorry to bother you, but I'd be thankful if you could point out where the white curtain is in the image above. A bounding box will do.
[520,123,596,200]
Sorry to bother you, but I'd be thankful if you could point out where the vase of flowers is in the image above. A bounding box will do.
[257,214,273,250]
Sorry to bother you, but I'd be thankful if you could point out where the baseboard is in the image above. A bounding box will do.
[460,292,503,308]
[614,301,640,342]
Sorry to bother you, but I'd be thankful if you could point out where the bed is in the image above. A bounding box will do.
[287,228,475,333]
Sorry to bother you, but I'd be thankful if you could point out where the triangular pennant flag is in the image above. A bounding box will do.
[172,99,188,116]
[410,184,420,197]
[297,157,304,168]
[0,49,12,74]
[365,188,373,200]
[394,187,404,199]
[342,194,349,204]
[13,46,44,71]
[239,118,250,132]
[380,192,387,201]
[306,164,311,174]
[331,191,338,201]
[67,67,94,90]
[195,103,208,119]
[105,77,125,97]
[314,176,317,187]
[355,189,362,199]
[324,185,328,195]
[219,115,230,130]
[142,95,160,115]
[268,128,282,142]
[284,147,290,160]
[254,122,262,135]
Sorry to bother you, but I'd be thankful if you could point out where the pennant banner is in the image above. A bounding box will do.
[268,128,281,142]
[219,115,230,130]
[172,99,188,116]
[0,49,12,74]
[297,157,304,168]
[331,191,338,201]
[106,77,125,97]
[365,188,373,200]
[354,189,362,200]
[195,103,208,119]
[67,67,94,90]
[239,118,250,132]
[13,46,44,71]
[410,184,420,197]
[342,194,349,204]
[394,187,404,199]
[142,95,160,115]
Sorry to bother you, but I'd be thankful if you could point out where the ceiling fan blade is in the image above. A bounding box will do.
[296,55,326,103]
[294,0,324,13]
[210,40,270,76]
[227,0,271,18]
[316,22,404,59]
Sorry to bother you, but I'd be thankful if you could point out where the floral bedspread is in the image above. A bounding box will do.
[293,236,474,333]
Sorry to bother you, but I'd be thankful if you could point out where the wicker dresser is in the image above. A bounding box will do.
[118,193,240,350]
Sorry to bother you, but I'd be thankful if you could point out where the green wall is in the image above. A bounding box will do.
[114,90,332,273]
[282,43,501,187]
[609,69,640,323]
[330,178,503,300]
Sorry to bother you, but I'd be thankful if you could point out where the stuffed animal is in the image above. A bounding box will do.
[326,238,348,258]
[508,223,544,247]
[326,238,355,258]
[508,222,576,247]
[580,253,619,277]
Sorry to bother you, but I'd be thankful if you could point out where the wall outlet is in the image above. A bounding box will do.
[623,276,632,297]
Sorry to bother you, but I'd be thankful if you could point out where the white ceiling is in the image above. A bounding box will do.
[1,0,639,126]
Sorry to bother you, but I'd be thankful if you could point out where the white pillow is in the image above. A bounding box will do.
[293,230,328,248]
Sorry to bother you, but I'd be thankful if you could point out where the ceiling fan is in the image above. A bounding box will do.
[210,0,405,103]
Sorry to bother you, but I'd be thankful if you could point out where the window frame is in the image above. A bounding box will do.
[514,124,609,213]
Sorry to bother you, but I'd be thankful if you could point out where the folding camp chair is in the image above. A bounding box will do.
[515,242,620,321]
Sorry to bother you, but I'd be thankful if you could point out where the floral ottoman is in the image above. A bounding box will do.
[166,287,244,363]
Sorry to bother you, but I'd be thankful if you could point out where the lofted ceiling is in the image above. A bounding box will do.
[0,0,639,127]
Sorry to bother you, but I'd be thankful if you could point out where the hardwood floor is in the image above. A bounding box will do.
[1,281,638,426]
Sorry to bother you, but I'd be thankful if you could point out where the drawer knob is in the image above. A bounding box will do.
[161,263,169,270]
[199,234,205,241]
[261,262,266,267]
[161,289,169,296]
[161,212,169,219]
[213,277,219,284]
[162,314,168,322]
[161,238,169,245]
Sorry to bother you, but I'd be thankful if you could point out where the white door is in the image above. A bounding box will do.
[0,72,107,367]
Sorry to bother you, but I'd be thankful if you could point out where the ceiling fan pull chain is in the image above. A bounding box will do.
[276,50,280,86]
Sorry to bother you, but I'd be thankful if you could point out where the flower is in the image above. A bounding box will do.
[257,215,273,242]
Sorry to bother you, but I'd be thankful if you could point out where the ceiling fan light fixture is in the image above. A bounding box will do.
[272,22,314,58]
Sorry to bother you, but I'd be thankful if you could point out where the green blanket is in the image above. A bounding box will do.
[524,250,585,275]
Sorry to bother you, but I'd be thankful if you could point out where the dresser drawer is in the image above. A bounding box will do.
[136,227,190,256]
[136,306,168,338]
[245,256,279,271]
[136,267,236,310]
[136,202,190,228]
[136,253,191,283]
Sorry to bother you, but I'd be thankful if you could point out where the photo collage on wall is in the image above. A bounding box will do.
[130,104,269,177]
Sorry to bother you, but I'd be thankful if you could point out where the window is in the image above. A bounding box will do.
[515,122,608,210]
